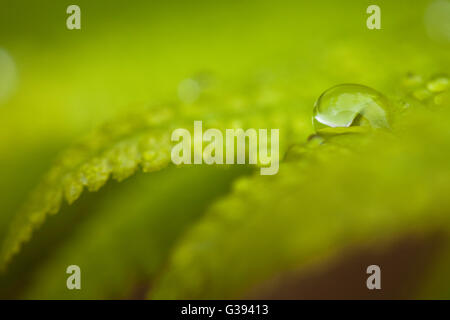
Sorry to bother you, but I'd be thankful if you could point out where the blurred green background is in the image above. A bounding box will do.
[0,0,449,299]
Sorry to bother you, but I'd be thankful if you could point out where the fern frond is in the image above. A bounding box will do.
[21,166,249,299]
[0,107,175,268]
[0,96,309,270]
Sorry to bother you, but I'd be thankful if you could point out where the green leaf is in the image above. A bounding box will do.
[20,166,250,299]
[0,108,176,268]
[150,105,450,299]
[0,91,310,270]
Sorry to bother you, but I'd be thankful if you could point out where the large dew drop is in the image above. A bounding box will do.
[313,84,390,133]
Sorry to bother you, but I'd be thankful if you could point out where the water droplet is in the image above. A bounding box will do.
[426,74,449,93]
[178,78,201,104]
[313,84,390,134]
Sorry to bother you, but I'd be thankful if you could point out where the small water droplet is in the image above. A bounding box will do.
[426,74,449,93]
[313,84,390,134]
